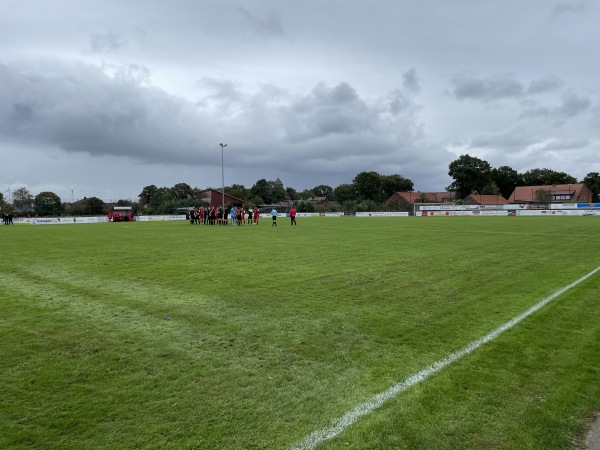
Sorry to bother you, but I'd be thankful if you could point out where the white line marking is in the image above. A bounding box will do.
[290,265,600,450]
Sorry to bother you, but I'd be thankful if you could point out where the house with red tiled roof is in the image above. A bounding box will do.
[194,188,245,207]
[465,194,508,206]
[385,191,456,209]
[507,184,592,204]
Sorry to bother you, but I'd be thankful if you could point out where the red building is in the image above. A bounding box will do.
[507,184,592,204]
[194,188,245,207]
[464,194,508,206]
[385,191,456,209]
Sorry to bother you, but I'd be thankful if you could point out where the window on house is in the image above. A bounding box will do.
[552,194,572,201]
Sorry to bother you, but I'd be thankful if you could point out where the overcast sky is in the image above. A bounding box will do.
[1,0,598,202]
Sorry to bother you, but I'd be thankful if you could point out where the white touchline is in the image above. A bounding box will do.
[290,265,600,450]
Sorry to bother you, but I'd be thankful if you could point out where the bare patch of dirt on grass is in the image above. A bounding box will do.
[580,412,600,450]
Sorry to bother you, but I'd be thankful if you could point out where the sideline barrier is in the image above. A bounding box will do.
[259,213,326,218]
[418,202,600,217]
[135,215,186,222]
[419,210,598,217]
[30,216,109,225]
[551,202,600,209]
[356,212,409,217]
[22,210,594,225]
[516,210,598,216]
[23,215,187,225]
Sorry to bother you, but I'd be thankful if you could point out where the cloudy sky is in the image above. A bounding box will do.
[1,0,598,202]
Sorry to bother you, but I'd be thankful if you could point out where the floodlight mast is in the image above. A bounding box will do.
[220,143,227,217]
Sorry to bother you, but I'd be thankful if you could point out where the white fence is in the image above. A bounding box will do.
[26,216,109,225]
[19,208,596,225]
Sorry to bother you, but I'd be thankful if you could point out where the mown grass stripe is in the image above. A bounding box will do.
[290,265,600,450]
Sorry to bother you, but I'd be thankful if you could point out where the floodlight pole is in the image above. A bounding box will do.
[220,143,227,217]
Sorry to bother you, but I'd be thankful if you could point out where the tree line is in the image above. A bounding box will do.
[137,172,414,215]
[2,156,599,216]
[447,154,600,201]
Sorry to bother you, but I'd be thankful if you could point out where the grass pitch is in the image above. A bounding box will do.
[1,217,599,449]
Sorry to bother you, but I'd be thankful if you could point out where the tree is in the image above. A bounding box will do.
[326,201,342,212]
[353,171,383,201]
[34,191,62,216]
[249,179,288,204]
[296,200,315,213]
[342,200,359,213]
[355,199,379,212]
[522,168,577,186]
[156,198,178,215]
[447,154,493,199]
[481,181,500,195]
[271,182,288,203]
[225,184,248,201]
[491,166,524,199]
[12,186,34,211]
[86,197,106,215]
[381,174,414,200]
[286,187,299,200]
[139,185,158,205]
[298,189,314,200]
[311,185,334,200]
[334,184,357,203]
[581,172,600,202]
[246,195,264,207]
[250,179,270,203]
[170,183,193,200]
[68,203,87,216]
[0,196,12,213]
[149,187,173,211]
[547,170,577,185]
[534,189,552,204]
[386,196,410,212]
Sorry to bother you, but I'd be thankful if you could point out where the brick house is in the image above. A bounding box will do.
[464,194,508,206]
[194,188,245,207]
[385,191,456,209]
[507,184,592,204]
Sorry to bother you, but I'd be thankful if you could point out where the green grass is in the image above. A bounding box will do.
[1,217,599,449]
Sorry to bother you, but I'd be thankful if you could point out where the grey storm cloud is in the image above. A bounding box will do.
[520,90,592,120]
[558,91,592,117]
[89,32,127,53]
[237,6,286,38]
[451,74,525,102]
[196,77,244,104]
[541,137,590,151]
[284,82,369,143]
[403,69,421,94]
[468,126,540,152]
[553,0,588,15]
[451,73,590,125]
[0,60,426,178]
[0,60,208,165]
[282,82,420,144]
[451,73,565,102]
[470,129,590,155]
[113,64,152,85]
[526,75,564,95]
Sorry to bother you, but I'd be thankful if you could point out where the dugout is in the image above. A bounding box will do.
[110,206,133,221]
